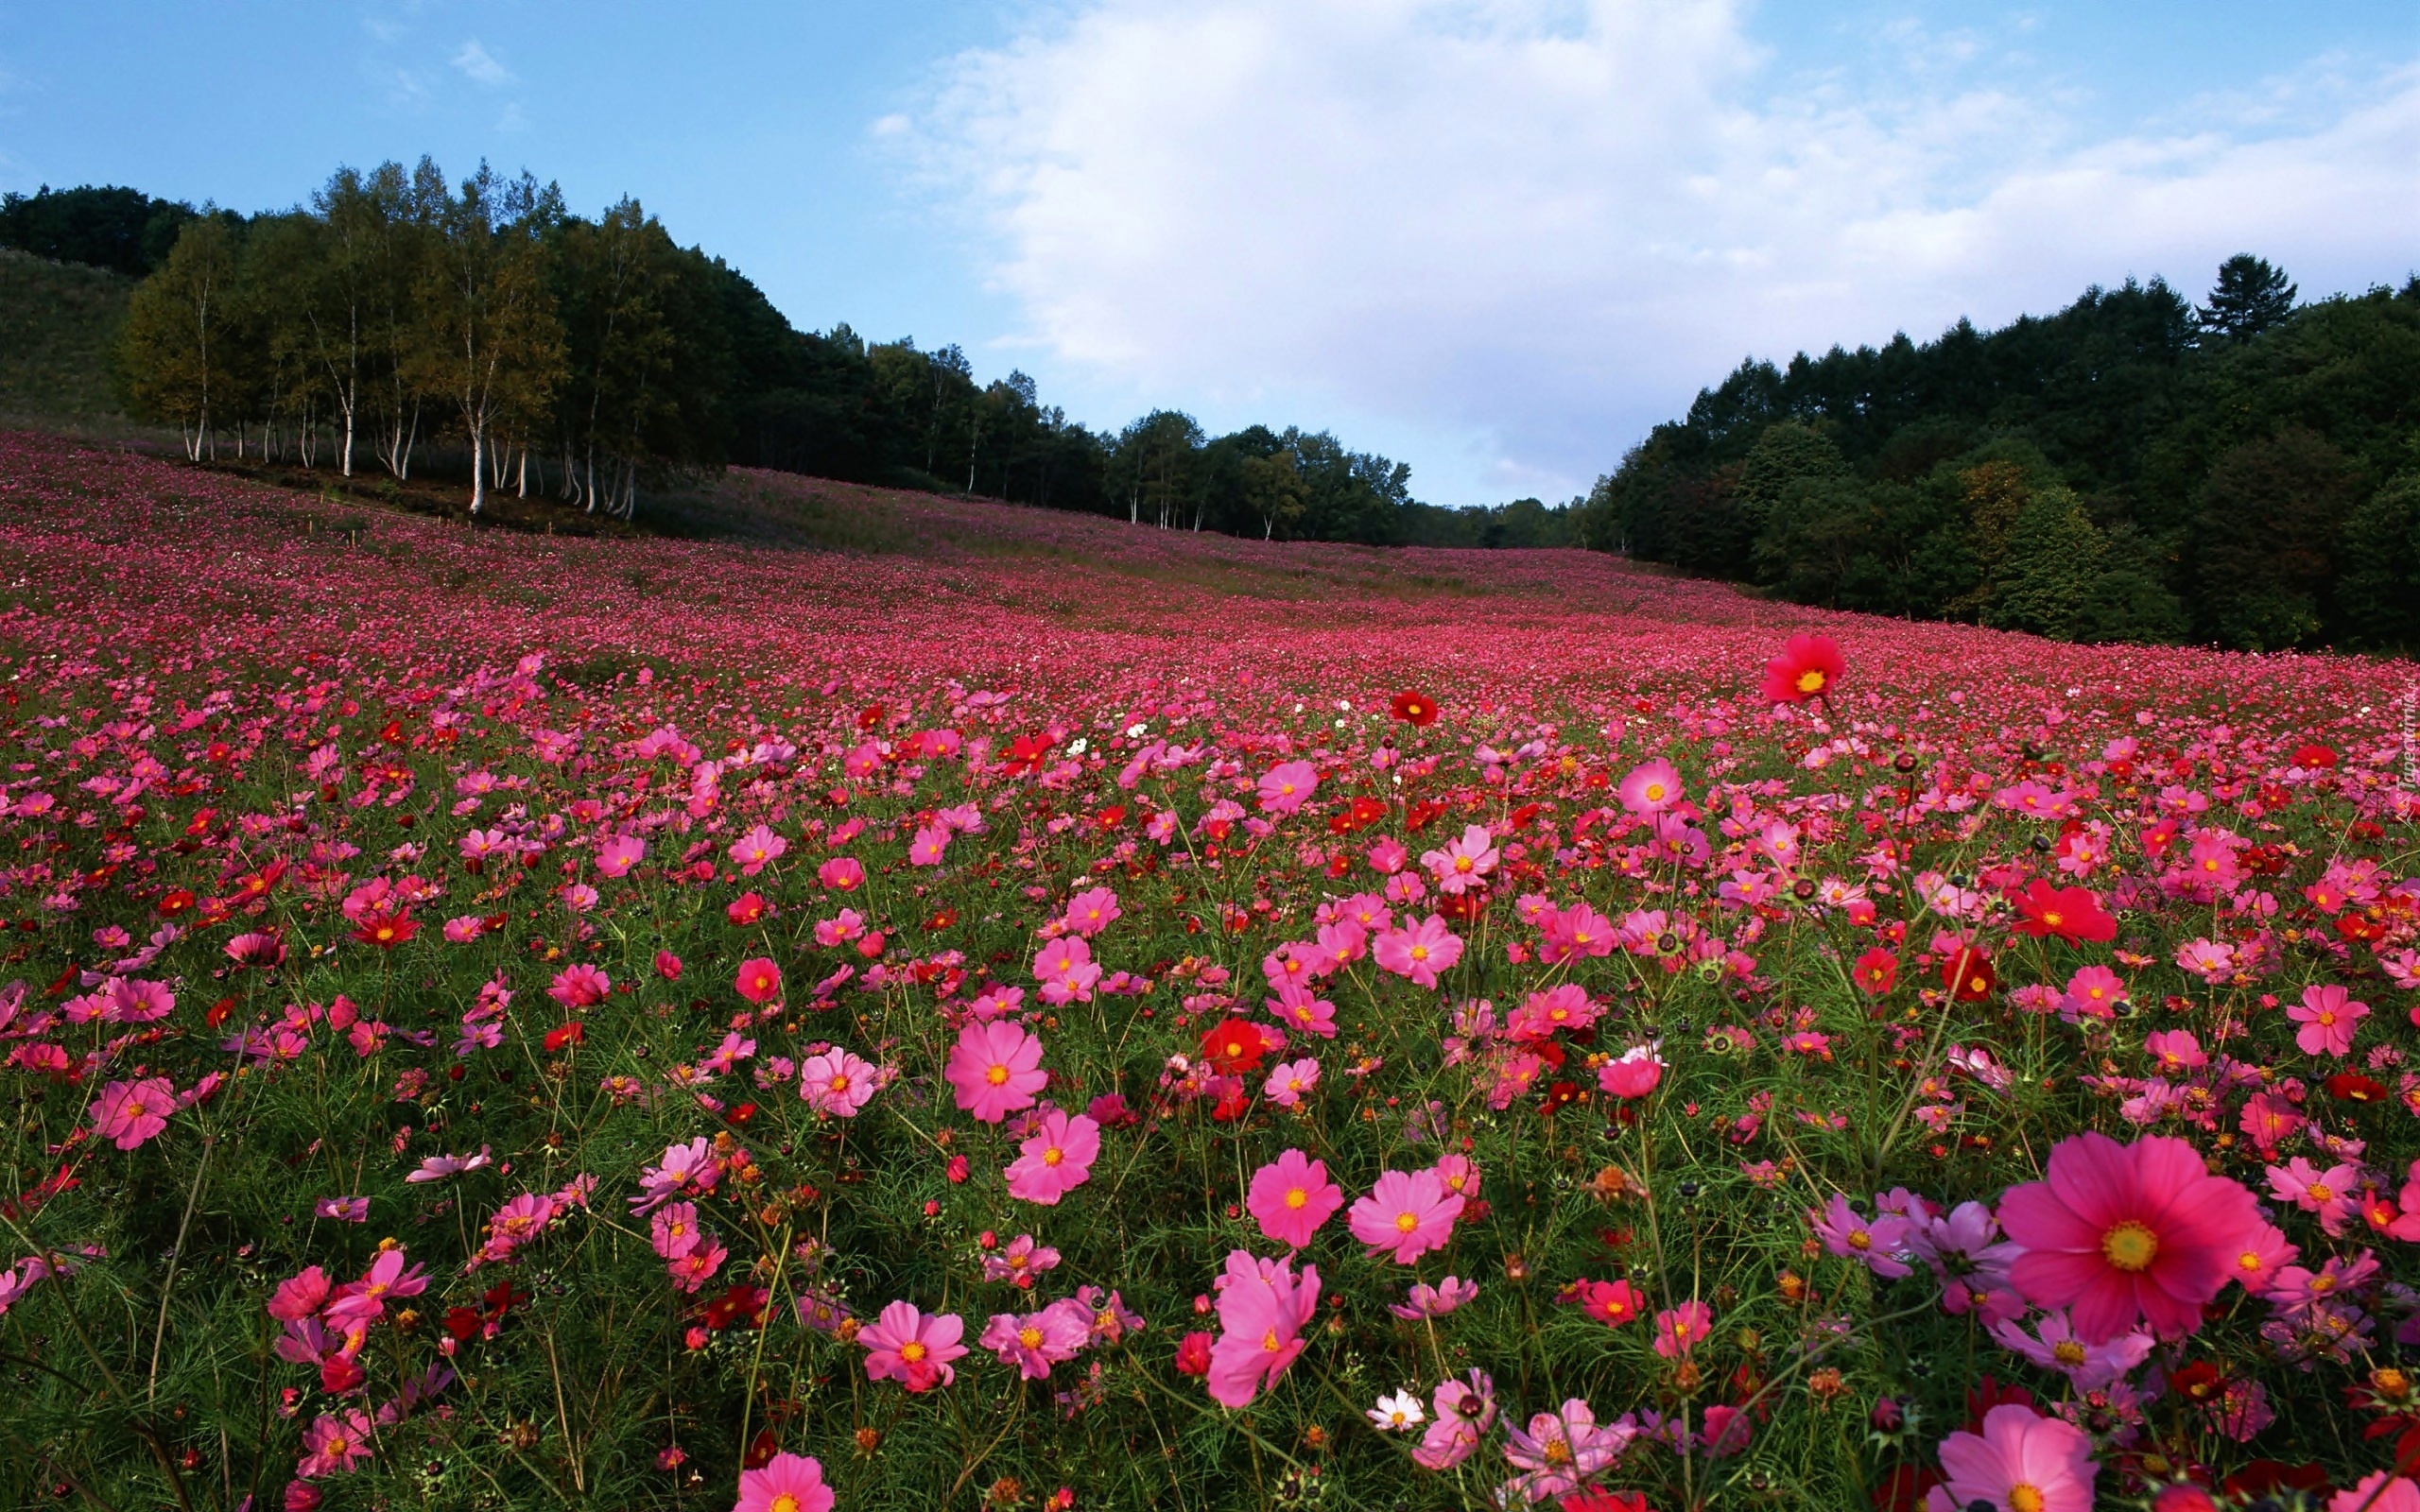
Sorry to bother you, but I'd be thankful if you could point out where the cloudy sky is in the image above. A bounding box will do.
[4,2,2413,506]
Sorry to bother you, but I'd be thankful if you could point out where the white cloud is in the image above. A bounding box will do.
[911,0,2420,504]
[451,38,514,88]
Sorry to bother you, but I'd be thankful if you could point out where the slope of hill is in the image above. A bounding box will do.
[0,248,131,422]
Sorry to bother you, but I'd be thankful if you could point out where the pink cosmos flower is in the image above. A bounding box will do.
[1373,914,1462,988]
[1003,1109,1100,1205]
[324,1247,427,1328]
[735,957,783,1005]
[944,1021,1047,1124]
[799,1049,880,1118]
[1263,1057,1321,1108]
[1267,982,1339,1039]
[1653,1299,1713,1357]
[1061,886,1121,937]
[1990,1310,2154,1392]
[1617,758,1684,816]
[631,1138,720,1212]
[1033,936,1102,1005]
[2059,966,2128,1022]
[595,833,645,878]
[817,856,865,891]
[268,1266,333,1322]
[1597,1044,1666,1100]
[668,1238,727,1293]
[729,823,787,876]
[1503,1398,1629,1500]
[2142,1029,2205,1074]
[2288,983,2368,1057]
[733,1452,835,1512]
[1257,761,1318,815]
[1421,824,1499,895]
[1205,1249,1321,1407]
[650,1201,703,1261]
[979,1303,1090,1379]
[859,1301,967,1392]
[1922,1404,2097,1512]
[1366,835,1409,873]
[908,824,950,866]
[91,1075,174,1150]
[2265,1158,2362,1236]
[2224,1222,2298,1295]
[1810,1194,1915,1278]
[1413,1370,1497,1469]
[2331,1475,2420,1512]
[1998,1132,2263,1343]
[1248,1149,1344,1249]
[1348,1168,1464,1263]
[298,1408,374,1479]
[548,964,610,1009]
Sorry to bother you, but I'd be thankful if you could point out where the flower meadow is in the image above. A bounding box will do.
[2,433,2420,1512]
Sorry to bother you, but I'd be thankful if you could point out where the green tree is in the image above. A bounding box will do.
[2335,471,2420,651]
[117,214,239,458]
[2198,254,2296,344]
[2189,427,2360,648]
[1240,447,1309,540]
[416,164,565,515]
[1984,487,2104,640]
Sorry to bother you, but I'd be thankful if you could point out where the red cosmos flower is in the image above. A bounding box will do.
[1853,948,1898,994]
[1998,1132,2263,1343]
[2290,744,2337,769]
[1761,633,1844,705]
[1201,1018,1270,1075]
[156,889,195,918]
[1391,690,1439,726]
[1943,948,1996,1002]
[352,911,418,949]
[2325,1073,2387,1104]
[1001,733,1052,776]
[2007,879,2117,945]
[1174,1331,1215,1377]
[544,1022,584,1053]
[735,957,783,1005]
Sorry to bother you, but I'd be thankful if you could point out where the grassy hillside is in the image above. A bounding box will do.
[0,247,130,421]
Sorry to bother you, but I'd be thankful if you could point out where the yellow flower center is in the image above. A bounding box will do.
[771,1497,801,1512]
[1846,1229,1871,1251]
[1544,1438,1573,1466]
[1262,1329,1283,1351]
[1043,1147,1063,1167]
[1454,857,1473,873]
[900,1341,927,1363]
[827,1074,850,1092]
[1285,1187,1308,1210]
[2052,1340,2087,1366]
[1795,669,1826,694]
[2309,1183,2334,1203]
[2318,1011,2336,1027]
[1018,1327,1043,1349]
[2010,1486,2045,1512]
[1394,1211,1420,1234]
[985,1064,1010,1086]
[2100,1220,2159,1272]
[1409,945,1428,962]
[1643,782,1666,801]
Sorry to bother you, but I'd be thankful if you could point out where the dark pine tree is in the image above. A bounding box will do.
[2197,254,2297,344]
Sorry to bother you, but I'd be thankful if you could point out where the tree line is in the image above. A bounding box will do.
[1576,256,2420,652]
[12,170,1586,543]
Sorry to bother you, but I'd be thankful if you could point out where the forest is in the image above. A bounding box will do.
[3,175,1578,547]
[1576,258,2420,651]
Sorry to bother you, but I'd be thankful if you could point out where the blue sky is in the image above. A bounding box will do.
[4,2,2414,507]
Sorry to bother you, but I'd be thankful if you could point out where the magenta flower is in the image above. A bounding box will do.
[1596,1044,1666,1100]
[324,1247,427,1328]
[1262,1057,1321,1108]
[1390,1276,1479,1319]
[667,1240,727,1293]
[2288,984,2367,1057]
[735,957,783,1005]
[798,1049,879,1119]
[297,1408,374,1478]
[1348,1168,1464,1263]
[1004,1109,1100,1205]
[90,1075,174,1150]
[595,833,645,878]
[650,1202,703,1261]
[1256,760,1318,815]
[1616,758,1684,816]
[1373,914,1463,988]
[859,1301,967,1392]
[728,822,787,876]
[945,1021,1048,1124]
[1998,1132,2263,1343]
[1653,1299,1713,1358]
[1247,1149,1344,1249]
[631,1138,719,1212]
[547,963,610,1009]
[978,1303,1090,1380]
[1205,1249,1321,1407]
[1503,1398,1630,1500]
[1990,1309,2154,1393]
[1420,824,1499,894]
[2265,1158,2362,1236]
[1925,1403,2097,1512]
[732,1452,834,1512]
[1809,1194,1915,1278]
[1413,1370,1497,1469]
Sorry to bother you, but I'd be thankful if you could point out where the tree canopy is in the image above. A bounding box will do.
[1580,260,2420,652]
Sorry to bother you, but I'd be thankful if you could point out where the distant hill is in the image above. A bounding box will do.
[0,249,132,422]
